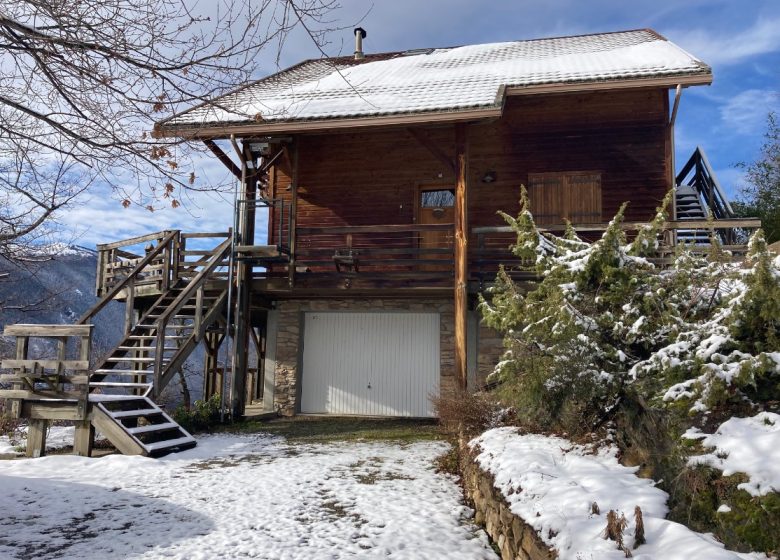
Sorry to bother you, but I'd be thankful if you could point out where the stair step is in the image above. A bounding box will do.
[144,436,196,453]
[92,372,152,378]
[116,346,180,351]
[127,422,180,435]
[94,368,163,374]
[110,407,162,419]
[133,324,194,330]
[105,357,156,363]
[127,335,190,340]
[90,382,153,388]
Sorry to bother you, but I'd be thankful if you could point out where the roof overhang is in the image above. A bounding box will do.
[156,72,712,140]
[155,106,504,140]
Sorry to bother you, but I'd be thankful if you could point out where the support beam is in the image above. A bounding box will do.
[204,139,242,179]
[73,420,94,457]
[407,128,456,175]
[26,419,48,458]
[289,140,299,289]
[230,140,257,419]
[203,330,225,400]
[454,124,469,391]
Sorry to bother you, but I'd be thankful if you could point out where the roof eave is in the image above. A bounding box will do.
[154,106,505,140]
[505,72,712,96]
[156,71,713,140]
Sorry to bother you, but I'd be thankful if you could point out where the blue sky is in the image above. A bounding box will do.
[59,0,780,248]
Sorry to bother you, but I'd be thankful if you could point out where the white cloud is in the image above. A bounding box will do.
[719,89,777,135]
[711,166,746,199]
[672,16,780,66]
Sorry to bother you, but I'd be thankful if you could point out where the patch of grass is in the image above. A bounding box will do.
[219,416,441,444]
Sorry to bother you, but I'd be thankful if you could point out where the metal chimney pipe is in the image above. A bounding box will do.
[354,27,366,60]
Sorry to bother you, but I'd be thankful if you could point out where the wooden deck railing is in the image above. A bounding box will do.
[0,324,93,418]
[94,230,231,295]
[94,230,180,298]
[471,217,762,281]
[295,223,455,285]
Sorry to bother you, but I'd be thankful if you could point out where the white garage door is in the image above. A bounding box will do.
[301,312,440,417]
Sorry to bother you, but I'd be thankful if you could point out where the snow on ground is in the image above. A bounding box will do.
[0,434,497,560]
[0,425,75,457]
[685,412,780,496]
[470,427,767,560]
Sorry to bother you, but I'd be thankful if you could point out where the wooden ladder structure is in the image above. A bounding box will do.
[0,232,233,458]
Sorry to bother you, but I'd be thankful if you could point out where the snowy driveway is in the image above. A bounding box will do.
[0,434,497,559]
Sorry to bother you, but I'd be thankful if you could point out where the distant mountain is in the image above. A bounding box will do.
[0,246,125,356]
[0,246,204,405]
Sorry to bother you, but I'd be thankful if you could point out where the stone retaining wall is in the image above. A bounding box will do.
[459,439,557,560]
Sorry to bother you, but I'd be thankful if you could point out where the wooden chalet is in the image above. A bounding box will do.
[0,29,761,457]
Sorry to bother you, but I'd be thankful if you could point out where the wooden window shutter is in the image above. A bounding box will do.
[565,172,602,224]
[527,174,564,225]
[527,171,602,225]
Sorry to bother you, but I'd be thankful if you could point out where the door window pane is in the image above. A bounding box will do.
[421,189,455,208]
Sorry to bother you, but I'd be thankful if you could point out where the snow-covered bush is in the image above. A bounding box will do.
[481,188,779,435]
[633,229,780,415]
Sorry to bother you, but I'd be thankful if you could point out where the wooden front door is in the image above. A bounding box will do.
[417,187,455,269]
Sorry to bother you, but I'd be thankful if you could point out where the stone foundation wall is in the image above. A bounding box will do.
[272,298,454,416]
[460,439,557,560]
[477,321,504,387]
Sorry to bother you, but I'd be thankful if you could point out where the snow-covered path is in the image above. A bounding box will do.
[0,434,497,560]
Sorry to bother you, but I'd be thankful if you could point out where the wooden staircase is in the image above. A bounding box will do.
[90,282,229,399]
[0,231,233,458]
[91,396,196,457]
[675,184,710,244]
[675,147,737,245]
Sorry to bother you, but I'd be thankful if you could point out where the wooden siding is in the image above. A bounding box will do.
[269,88,670,250]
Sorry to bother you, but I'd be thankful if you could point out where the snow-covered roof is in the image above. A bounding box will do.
[160,29,710,133]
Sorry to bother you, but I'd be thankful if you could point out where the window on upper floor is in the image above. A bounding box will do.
[526,171,602,225]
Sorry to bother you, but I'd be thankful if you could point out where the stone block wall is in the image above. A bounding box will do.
[477,321,504,387]
[271,298,454,416]
[460,439,557,560]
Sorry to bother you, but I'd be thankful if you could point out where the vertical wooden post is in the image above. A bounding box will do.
[231,141,257,419]
[73,421,94,457]
[172,232,181,283]
[124,278,135,335]
[26,419,48,458]
[95,246,105,296]
[454,124,469,391]
[161,233,171,292]
[77,327,92,419]
[288,139,299,289]
[202,331,224,399]
[10,335,29,418]
[665,89,677,247]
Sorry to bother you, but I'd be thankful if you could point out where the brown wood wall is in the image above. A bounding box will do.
[269,88,670,248]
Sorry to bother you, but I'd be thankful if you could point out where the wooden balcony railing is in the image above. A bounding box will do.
[294,223,454,287]
[94,231,231,297]
[0,324,93,420]
[471,217,762,282]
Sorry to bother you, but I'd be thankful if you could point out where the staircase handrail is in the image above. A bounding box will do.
[152,235,232,386]
[676,146,735,219]
[77,230,180,326]
[155,235,232,326]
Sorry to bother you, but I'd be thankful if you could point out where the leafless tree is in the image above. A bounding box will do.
[0,0,342,250]
[1,140,89,261]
